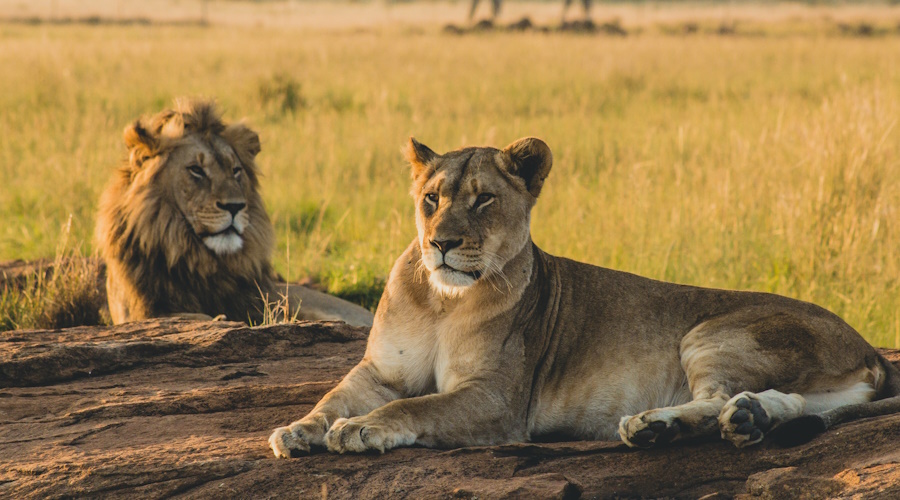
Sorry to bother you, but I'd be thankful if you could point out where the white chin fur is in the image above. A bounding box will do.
[429,268,476,298]
[203,232,244,255]
[233,212,248,233]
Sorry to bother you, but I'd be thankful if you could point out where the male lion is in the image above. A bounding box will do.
[96,98,373,327]
[269,137,900,456]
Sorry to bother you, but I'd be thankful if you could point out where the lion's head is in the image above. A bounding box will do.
[96,98,275,323]
[404,137,552,298]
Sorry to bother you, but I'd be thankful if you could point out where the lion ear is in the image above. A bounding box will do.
[223,123,261,161]
[158,112,185,138]
[405,137,438,179]
[223,123,261,185]
[123,121,159,169]
[222,123,262,159]
[502,137,553,199]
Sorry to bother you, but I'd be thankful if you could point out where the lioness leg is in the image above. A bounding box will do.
[324,383,523,454]
[619,317,785,448]
[269,361,401,458]
[719,390,805,447]
[618,388,808,448]
[618,390,730,448]
[621,308,881,448]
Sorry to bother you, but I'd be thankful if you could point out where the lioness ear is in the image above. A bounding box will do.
[123,120,159,169]
[502,137,553,198]
[405,137,438,178]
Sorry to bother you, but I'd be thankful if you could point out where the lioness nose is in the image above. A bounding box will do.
[430,239,463,254]
[217,202,246,216]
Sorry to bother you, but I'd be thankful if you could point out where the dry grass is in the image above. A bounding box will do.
[0,217,105,330]
[254,285,302,327]
[0,2,898,346]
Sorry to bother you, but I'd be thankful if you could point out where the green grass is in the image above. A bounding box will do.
[1,14,899,346]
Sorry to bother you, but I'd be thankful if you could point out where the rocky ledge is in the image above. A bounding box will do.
[1,319,898,499]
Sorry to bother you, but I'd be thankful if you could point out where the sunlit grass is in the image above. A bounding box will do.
[0,13,898,346]
[0,217,105,330]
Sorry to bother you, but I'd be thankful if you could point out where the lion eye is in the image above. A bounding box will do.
[233,166,242,179]
[425,193,439,206]
[187,164,206,179]
[475,193,495,208]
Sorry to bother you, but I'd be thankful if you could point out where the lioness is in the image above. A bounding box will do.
[96,98,373,327]
[270,137,900,456]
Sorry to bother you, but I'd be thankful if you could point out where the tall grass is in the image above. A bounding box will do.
[0,216,104,330]
[0,13,898,345]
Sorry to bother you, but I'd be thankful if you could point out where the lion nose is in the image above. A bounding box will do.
[217,201,246,217]
[430,239,463,254]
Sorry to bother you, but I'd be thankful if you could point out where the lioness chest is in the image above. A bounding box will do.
[370,298,515,397]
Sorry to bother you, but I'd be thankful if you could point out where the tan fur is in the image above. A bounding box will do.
[269,137,899,457]
[96,98,373,327]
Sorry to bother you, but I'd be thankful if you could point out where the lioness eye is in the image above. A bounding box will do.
[187,165,206,179]
[425,193,438,205]
[233,166,242,179]
[475,193,495,207]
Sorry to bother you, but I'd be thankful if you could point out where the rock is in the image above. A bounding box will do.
[0,320,898,498]
[745,467,845,499]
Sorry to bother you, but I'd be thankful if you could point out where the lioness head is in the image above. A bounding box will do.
[405,137,552,297]
[115,98,269,257]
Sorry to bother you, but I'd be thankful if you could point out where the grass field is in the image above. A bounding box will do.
[1,1,899,346]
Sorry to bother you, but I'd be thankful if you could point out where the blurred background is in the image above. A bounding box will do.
[1,0,898,346]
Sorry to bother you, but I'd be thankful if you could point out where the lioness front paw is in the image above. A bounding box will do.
[269,426,309,458]
[719,392,772,448]
[618,410,682,448]
[324,417,414,454]
[268,414,330,458]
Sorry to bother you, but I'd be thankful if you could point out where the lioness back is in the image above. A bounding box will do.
[269,137,900,458]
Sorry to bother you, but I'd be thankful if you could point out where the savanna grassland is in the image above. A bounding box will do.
[1,1,899,346]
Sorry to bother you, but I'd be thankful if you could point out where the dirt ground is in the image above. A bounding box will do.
[1,318,899,499]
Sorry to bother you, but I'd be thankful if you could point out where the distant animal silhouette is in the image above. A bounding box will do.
[469,0,501,22]
[469,0,592,22]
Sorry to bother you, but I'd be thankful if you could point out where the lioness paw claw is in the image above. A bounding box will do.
[268,426,310,459]
[618,412,681,448]
[269,415,332,458]
[720,392,772,447]
[325,417,386,454]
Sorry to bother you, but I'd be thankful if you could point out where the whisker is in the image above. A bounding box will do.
[414,259,427,284]
[480,251,512,295]
[492,259,513,293]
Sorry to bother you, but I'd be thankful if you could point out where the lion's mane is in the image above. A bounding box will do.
[96,98,276,323]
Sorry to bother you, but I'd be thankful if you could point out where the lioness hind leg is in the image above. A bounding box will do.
[719,390,805,448]
[621,308,851,449]
[618,387,808,449]
[619,394,728,448]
